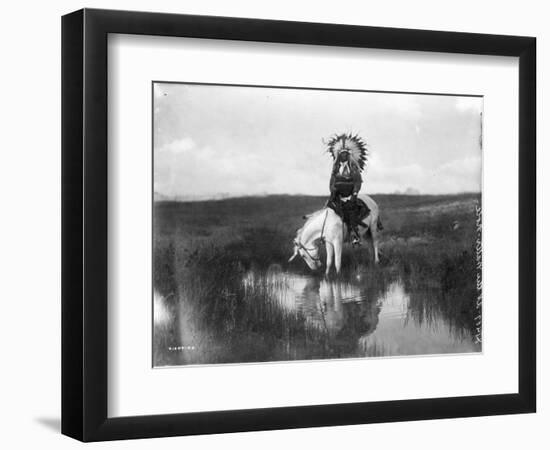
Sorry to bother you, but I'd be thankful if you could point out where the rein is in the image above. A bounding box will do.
[320,209,328,242]
[296,209,329,263]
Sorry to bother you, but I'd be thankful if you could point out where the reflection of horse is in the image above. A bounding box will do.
[297,277,381,354]
[288,194,381,276]
[242,268,383,357]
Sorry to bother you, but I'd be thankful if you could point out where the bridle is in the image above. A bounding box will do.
[295,240,322,263]
[294,210,329,264]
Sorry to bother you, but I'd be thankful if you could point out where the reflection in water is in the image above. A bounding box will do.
[154,265,481,366]
[153,291,171,327]
[242,266,480,358]
[359,281,480,356]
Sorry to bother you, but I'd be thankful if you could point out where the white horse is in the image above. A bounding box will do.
[288,195,382,276]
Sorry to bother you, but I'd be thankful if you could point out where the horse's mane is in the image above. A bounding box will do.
[295,208,328,241]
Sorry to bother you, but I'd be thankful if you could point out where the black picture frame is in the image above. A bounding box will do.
[62,8,536,442]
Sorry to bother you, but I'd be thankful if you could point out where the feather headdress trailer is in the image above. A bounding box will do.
[326,133,368,172]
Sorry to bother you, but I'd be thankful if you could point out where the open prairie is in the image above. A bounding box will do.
[153,193,482,366]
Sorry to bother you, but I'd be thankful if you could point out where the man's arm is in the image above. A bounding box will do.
[329,172,336,194]
[329,161,340,193]
[352,171,362,195]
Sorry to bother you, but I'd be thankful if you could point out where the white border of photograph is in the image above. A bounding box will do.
[107,34,518,418]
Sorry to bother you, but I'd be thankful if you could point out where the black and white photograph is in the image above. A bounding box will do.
[152,82,483,367]
[0,0,542,447]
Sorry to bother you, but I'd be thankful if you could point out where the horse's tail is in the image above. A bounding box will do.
[377,216,384,231]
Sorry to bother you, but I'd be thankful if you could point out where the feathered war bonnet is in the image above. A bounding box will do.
[326,133,368,172]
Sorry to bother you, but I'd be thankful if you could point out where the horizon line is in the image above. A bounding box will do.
[154,191,482,202]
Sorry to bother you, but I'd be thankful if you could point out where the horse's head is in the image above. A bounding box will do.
[288,238,322,271]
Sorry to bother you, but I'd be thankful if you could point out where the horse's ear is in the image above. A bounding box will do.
[302,215,308,220]
[288,248,298,262]
[288,243,299,262]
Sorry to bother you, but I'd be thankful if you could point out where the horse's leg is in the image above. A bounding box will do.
[334,238,343,275]
[325,241,334,277]
[370,223,380,264]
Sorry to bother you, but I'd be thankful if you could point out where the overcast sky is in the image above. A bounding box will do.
[153,83,482,199]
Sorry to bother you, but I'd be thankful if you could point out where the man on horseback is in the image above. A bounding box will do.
[326,133,371,245]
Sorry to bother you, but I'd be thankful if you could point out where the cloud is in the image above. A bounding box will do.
[159,137,197,154]
[431,155,481,193]
[155,136,332,198]
[367,153,481,194]
[153,84,483,199]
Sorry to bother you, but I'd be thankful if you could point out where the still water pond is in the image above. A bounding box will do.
[243,269,480,358]
[154,265,480,366]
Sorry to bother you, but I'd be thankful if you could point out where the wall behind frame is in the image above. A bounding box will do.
[0,0,545,448]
